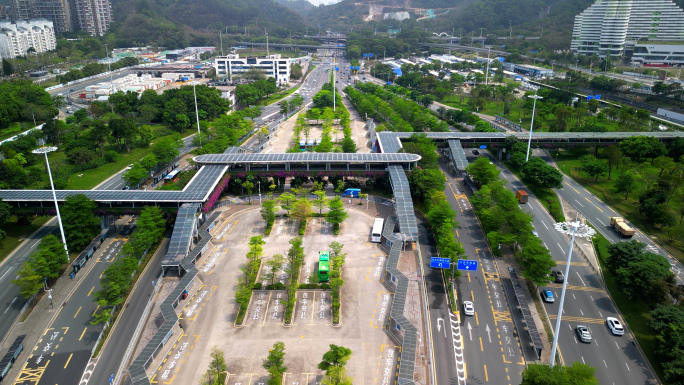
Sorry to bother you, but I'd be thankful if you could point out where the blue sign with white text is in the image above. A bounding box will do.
[369,53,374,57]
[595,95,601,100]
[335,67,339,71]
[479,145,487,149]
[457,259,478,271]
[363,53,368,57]
[430,257,451,269]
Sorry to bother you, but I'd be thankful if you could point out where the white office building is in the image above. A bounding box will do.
[213,54,290,84]
[0,18,56,59]
[571,0,684,64]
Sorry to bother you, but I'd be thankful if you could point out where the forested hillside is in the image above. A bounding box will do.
[108,0,306,48]
[275,0,315,17]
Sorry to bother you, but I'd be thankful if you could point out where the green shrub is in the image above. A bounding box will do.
[298,220,306,235]
[266,282,285,290]
[253,282,263,290]
[320,283,330,290]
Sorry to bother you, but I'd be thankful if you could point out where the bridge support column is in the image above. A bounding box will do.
[346,163,349,171]
[497,148,503,160]
[285,163,290,171]
[307,163,310,171]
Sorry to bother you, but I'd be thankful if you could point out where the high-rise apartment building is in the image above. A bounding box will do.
[0,18,56,59]
[10,0,111,36]
[571,0,684,65]
[73,0,111,36]
[11,0,72,33]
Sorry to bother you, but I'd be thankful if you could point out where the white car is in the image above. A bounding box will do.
[125,164,134,170]
[606,317,624,336]
[463,301,475,316]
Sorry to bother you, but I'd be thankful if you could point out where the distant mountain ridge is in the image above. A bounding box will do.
[109,0,307,48]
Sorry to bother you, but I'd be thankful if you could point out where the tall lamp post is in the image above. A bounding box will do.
[192,82,201,148]
[549,220,595,367]
[525,94,543,162]
[32,142,68,257]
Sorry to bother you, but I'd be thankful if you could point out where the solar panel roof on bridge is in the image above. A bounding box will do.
[388,165,418,240]
[0,165,227,203]
[448,140,469,170]
[163,203,199,266]
[194,152,421,163]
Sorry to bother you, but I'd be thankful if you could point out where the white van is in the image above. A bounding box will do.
[66,107,72,114]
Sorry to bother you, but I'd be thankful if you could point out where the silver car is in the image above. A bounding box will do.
[463,301,475,316]
[575,325,592,343]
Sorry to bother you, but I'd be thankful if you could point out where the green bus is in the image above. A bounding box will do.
[318,251,330,282]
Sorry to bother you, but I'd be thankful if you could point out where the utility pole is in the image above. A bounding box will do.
[480,28,483,38]
[509,20,512,38]
[219,31,224,56]
[485,47,490,85]
[103,43,115,99]
[265,28,269,56]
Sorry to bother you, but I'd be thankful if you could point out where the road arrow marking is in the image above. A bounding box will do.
[486,324,492,343]
[467,322,473,341]
[437,318,446,338]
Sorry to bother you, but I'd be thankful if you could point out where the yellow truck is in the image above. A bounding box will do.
[610,217,635,238]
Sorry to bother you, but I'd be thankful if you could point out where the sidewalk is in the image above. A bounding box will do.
[0,216,132,383]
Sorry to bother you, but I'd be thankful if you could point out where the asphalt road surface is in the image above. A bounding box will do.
[0,219,59,350]
[13,219,136,385]
[479,150,657,385]
[535,149,684,284]
[438,158,526,385]
[87,235,169,385]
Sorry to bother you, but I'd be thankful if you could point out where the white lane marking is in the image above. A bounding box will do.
[615,341,620,349]
[558,243,565,254]
[576,271,587,286]
[595,339,599,347]
[572,294,576,300]
[575,199,584,207]
[579,308,584,316]
[599,311,603,318]
[604,360,608,368]
[4,297,16,313]
[574,336,578,344]
[590,295,594,301]
[582,356,586,364]
[541,221,549,229]
[0,268,11,281]
[544,242,549,249]
[625,363,630,371]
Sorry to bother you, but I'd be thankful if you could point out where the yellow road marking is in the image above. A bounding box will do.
[87,286,95,297]
[74,306,82,318]
[79,327,87,341]
[549,314,606,324]
[547,284,603,292]
[484,364,489,381]
[64,353,73,368]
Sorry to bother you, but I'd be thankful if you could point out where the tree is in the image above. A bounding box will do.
[2,58,13,76]
[318,344,353,373]
[653,156,676,177]
[261,199,278,227]
[522,158,563,189]
[12,235,67,298]
[321,366,353,385]
[619,136,667,163]
[248,235,265,260]
[108,117,137,152]
[123,163,148,187]
[263,342,287,385]
[599,146,623,180]
[243,180,254,203]
[93,256,138,307]
[279,100,289,116]
[582,156,608,182]
[313,190,329,215]
[291,197,313,223]
[466,157,500,186]
[279,192,296,215]
[200,346,227,385]
[152,135,183,164]
[521,362,598,385]
[0,199,11,244]
[326,197,348,232]
[517,238,556,285]
[61,194,100,250]
[407,168,446,199]
[122,206,166,257]
[614,169,641,200]
[265,254,285,284]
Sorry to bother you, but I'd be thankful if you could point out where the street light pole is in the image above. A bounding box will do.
[550,221,595,367]
[525,94,543,162]
[193,82,202,148]
[258,180,262,205]
[33,144,68,257]
[103,44,115,96]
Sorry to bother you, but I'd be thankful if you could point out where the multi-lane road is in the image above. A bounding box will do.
[477,149,658,385]
[13,219,136,385]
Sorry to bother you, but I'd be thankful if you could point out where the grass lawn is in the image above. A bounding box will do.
[33,127,197,190]
[258,85,300,106]
[592,234,666,383]
[0,122,33,141]
[503,162,565,222]
[555,149,684,263]
[0,215,52,263]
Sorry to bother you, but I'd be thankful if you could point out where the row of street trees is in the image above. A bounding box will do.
[200,343,353,385]
[260,191,348,235]
[467,157,557,285]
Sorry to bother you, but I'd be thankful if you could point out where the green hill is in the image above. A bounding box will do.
[275,0,316,17]
[108,0,307,48]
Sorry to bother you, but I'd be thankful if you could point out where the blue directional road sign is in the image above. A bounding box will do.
[430,257,451,269]
[479,145,487,149]
[363,53,368,57]
[110,374,114,384]
[457,259,478,271]
[335,67,339,71]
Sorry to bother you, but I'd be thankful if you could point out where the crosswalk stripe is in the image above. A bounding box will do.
[547,284,603,292]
